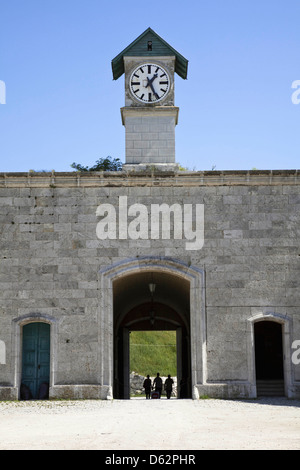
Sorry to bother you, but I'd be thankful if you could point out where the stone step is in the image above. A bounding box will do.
[256,380,285,396]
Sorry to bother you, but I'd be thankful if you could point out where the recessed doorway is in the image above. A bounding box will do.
[21,322,50,399]
[254,321,284,396]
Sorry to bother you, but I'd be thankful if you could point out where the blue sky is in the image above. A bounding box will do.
[0,0,299,172]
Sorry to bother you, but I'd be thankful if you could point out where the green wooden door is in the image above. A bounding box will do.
[22,323,50,398]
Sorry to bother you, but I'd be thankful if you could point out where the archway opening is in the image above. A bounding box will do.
[130,330,177,398]
[254,321,284,396]
[113,270,191,399]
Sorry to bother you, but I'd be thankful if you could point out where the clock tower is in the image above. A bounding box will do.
[111,28,188,170]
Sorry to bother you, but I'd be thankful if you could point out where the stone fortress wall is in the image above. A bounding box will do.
[0,169,299,400]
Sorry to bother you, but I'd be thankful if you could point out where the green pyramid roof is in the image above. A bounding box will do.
[111,27,188,80]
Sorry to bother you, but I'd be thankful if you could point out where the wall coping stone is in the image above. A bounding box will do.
[0,169,299,188]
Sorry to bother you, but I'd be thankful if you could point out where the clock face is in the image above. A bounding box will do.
[129,63,170,103]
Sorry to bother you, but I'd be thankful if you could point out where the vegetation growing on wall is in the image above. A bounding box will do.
[71,156,122,172]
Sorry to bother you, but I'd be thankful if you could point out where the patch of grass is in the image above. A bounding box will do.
[130,330,176,377]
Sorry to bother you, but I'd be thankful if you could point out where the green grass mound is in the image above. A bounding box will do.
[130,330,176,377]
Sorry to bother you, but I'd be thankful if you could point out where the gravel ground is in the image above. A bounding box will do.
[0,397,300,450]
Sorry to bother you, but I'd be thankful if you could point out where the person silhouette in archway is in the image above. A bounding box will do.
[164,374,174,399]
[143,375,152,399]
[153,372,163,398]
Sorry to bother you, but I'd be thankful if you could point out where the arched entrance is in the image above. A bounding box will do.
[99,257,206,400]
[113,271,191,398]
[254,320,284,396]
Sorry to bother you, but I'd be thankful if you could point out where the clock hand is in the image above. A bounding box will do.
[149,73,158,84]
[146,75,156,87]
[146,76,159,99]
[150,83,159,100]
[146,74,159,89]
